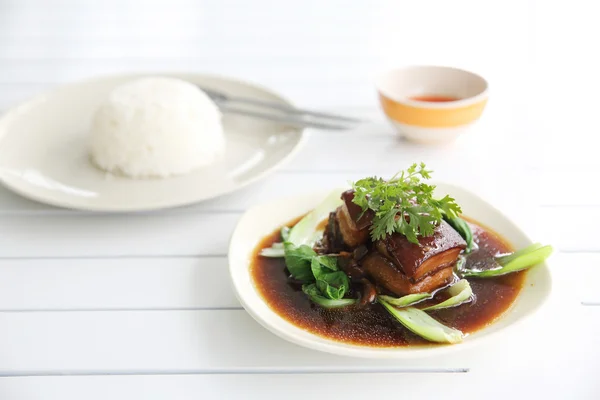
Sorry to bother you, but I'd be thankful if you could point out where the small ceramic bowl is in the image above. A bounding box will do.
[375,66,489,144]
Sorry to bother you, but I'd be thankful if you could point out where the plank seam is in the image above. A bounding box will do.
[0,209,245,217]
[0,307,244,312]
[0,368,469,377]
[0,251,596,259]
[0,255,228,260]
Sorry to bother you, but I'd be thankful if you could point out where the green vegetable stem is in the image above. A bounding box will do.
[378,298,463,344]
[260,189,343,257]
[462,243,553,278]
[302,284,357,309]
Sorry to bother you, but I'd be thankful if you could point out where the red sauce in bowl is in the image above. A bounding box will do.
[410,95,460,102]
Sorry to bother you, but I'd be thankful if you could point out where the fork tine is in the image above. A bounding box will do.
[198,86,363,124]
[198,87,227,102]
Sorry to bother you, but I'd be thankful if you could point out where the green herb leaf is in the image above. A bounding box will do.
[283,242,316,282]
[302,284,357,308]
[444,215,475,253]
[351,163,461,243]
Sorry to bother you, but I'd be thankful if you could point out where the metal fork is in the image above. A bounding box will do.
[199,86,363,130]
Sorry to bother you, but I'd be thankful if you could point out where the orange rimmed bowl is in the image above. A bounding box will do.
[375,66,489,144]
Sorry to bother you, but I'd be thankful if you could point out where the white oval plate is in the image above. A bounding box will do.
[229,183,552,358]
[0,73,307,211]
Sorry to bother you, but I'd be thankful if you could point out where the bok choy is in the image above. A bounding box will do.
[311,256,350,300]
[260,189,343,257]
[287,190,343,247]
[280,226,291,242]
[259,189,355,306]
[423,279,473,311]
[303,284,357,308]
[285,249,355,307]
[283,243,316,282]
[377,293,432,307]
[462,243,553,278]
[378,298,464,344]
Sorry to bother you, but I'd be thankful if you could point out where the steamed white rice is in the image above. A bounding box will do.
[90,77,225,178]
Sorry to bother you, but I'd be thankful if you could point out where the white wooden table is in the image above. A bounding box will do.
[1,0,599,398]
[0,109,597,398]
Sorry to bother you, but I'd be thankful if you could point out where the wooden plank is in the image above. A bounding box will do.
[0,253,592,310]
[0,163,589,213]
[0,374,471,400]
[0,203,580,258]
[556,253,600,304]
[0,309,468,373]
[0,257,237,310]
[0,1,593,399]
[0,186,48,212]
[1,370,595,400]
[0,201,586,255]
[0,363,598,400]
[0,59,375,85]
[0,298,593,375]
[0,212,238,257]
[0,166,533,214]
[533,207,600,252]
[0,39,380,59]
[0,123,568,212]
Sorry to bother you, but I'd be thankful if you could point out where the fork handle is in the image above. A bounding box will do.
[219,106,351,130]
[223,97,364,123]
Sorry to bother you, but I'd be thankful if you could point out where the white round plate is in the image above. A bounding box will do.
[0,73,307,211]
[229,183,553,358]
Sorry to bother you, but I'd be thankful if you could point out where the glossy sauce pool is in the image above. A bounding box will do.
[251,218,526,347]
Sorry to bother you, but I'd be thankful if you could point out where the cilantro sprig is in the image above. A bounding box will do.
[351,163,461,244]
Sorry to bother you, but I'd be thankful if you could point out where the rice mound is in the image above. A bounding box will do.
[90,77,225,178]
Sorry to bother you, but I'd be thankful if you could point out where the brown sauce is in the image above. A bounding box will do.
[315,218,328,232]
[250,217,525,347]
